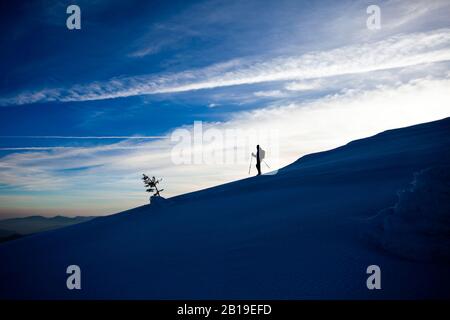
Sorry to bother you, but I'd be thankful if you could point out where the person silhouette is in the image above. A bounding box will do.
[252,145,262,176]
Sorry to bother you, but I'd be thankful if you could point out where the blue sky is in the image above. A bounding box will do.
[1,0,450,217]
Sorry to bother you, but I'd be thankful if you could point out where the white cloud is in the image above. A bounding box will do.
[129,45,163,58]
[1,29,450,106]
[381,0,450,31]
[253,90,285,97]
[285,80,323,91]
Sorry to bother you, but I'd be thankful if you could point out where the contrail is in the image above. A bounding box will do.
[0,135,170,151]
[0,147,72,150]
[0,135,169,139]
[0,145,168,151]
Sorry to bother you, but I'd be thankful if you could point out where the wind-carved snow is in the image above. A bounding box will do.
[368,165,450,262]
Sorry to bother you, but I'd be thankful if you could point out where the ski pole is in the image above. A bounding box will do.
[248,155,253,174]
[262,159,270,169]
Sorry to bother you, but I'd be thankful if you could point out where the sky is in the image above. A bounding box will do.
[0,0,449,218]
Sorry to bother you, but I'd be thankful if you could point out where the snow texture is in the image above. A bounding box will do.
[367,165,450,262]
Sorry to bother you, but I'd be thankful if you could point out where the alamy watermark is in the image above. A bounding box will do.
[366,265,381,290]
[66,5,81,30]
[170,121,280,175]
[366,5,381,30]
[66,264,81,290]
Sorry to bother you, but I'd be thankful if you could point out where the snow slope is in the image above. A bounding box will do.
[0,118,449,299]
[367,165,450,262]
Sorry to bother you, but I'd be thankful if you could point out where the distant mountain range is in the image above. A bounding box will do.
[0,215,96,243]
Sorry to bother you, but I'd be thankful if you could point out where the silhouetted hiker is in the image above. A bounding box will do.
[252,145,262,176]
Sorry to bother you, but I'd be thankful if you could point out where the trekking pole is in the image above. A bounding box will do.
[262,159,270,169]
[248,155,253,174]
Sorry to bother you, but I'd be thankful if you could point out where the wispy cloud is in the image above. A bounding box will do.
[285,80,323,91]
[128,22,202,58]
[1,29,449,106]
[380,0,450,31]
[0,135,168,139]
[253,90,285,98]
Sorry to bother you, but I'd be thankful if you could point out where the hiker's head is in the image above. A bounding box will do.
[257,144,260,150]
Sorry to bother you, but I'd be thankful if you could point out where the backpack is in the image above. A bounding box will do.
[259,148,265,161]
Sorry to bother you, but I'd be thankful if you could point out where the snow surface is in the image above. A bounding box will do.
[0,118,449,299]
[366,165,450,262]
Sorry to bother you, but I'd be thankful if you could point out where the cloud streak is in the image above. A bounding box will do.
[1,29,450,106]
[0,135,168,139]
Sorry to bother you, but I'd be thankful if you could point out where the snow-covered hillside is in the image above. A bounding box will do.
[1,118,449,299]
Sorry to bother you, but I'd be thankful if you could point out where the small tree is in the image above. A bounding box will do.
[142,174,164,197]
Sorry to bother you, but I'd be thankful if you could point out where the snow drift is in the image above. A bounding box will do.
[367,165,450,262]
[0,117,449,299]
